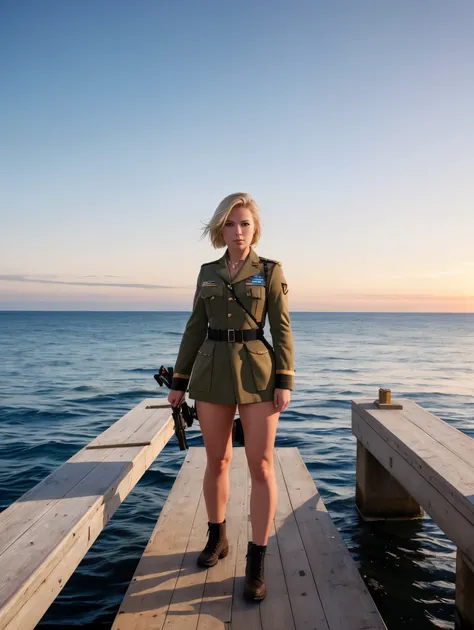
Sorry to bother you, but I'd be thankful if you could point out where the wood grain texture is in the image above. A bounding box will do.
[113,446,386,629]
[0,405,173,630]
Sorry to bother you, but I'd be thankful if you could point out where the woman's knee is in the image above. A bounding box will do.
[206,451,232,476]
[247,455,274,484]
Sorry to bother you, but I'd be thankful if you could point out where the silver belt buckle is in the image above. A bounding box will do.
[227,329,235,343]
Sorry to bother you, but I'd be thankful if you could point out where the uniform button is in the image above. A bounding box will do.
[228,313,232,318]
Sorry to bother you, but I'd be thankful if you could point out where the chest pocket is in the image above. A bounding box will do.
[242,285,266,323]
[200,283,224,317]
[247,286,265,322]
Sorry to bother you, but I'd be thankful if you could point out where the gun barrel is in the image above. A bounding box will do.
[172,406,188,450]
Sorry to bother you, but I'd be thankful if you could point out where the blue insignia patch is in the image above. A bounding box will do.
[246,273,266,286]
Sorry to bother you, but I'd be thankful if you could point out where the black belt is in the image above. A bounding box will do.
[207,327,264,343]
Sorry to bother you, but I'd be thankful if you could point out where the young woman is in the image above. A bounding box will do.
[168,192,294,601]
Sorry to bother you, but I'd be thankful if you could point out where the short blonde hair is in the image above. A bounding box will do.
[202,192,262,249]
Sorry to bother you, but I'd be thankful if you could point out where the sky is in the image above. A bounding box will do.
[1,0,473,312]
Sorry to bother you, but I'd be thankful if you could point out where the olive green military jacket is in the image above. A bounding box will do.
[170,248,295,404]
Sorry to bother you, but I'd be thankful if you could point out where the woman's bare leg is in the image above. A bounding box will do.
[238,400,280,545]
[196,400,236,523]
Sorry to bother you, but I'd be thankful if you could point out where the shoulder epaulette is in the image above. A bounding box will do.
[201,259,221,267]
[259,256,281,266]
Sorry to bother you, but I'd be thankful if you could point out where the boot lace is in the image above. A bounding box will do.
[203,524,220,554]
[246,546,265,581]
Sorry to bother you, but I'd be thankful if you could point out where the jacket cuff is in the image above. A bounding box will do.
[275,371,294,390]
[171,374,190,391]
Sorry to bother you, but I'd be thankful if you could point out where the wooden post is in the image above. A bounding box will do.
[456,550,474,630]
[355,441,424,520]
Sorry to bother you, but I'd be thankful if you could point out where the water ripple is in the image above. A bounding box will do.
[1,311,473,629]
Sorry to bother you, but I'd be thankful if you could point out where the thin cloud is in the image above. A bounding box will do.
[354,293,473,302]
[391,270,460,280]
[0,274,179,290]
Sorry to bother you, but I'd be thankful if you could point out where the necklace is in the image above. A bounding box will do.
[226,255,245,280]
[227,254,245,270]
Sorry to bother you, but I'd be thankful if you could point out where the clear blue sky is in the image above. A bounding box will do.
[1,1,473,311]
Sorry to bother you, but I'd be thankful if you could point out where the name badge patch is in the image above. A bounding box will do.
[201,280,217,287]
[246,273,266,286]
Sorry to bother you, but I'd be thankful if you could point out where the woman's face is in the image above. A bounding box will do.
[221,205,255,252]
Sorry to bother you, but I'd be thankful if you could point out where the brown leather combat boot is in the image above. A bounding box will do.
[197,520,229,568]
[243,541,267,601]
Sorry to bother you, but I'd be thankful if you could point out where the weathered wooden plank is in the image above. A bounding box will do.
[259,488,295,630]
[354,399,474,472]
[87,401,170,449]
[3,489,111,630]
[277,448,387,630]
[230,465,261,630]
[0,408,173,630]
[197,448,247,630]
[162,484,209,629]
[1,445,139,629]
[352,402,474,525]
[353,411,474,566]
[0,446,111,557]
[111,447,206,630]
[273,449,329,630]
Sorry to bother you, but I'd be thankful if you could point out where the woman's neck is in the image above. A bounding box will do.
[227,246,250,265]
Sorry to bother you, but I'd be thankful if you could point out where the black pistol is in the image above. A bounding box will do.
[153,365,243,447]
[153,366,197,450]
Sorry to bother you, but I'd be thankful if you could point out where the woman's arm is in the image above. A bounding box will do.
[170,268,208,392]
[266,262,295,392]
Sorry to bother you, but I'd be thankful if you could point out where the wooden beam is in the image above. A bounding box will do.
[456,551,474,630]
[352,400,474,524]
[355,441,423,520]
[352,410,474,567]
[87,399,171,448]
[0,405,173,630]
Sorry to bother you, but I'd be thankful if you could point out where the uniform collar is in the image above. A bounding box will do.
[215,247,260,285]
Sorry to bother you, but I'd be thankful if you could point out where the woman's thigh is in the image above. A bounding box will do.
[238,400,280,465]
[196,401,236,461]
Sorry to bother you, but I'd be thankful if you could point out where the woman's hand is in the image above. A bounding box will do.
[168,389,186,407]
[274,388,291,412]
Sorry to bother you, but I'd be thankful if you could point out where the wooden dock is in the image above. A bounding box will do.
[112,447,386,630]
[0,399,173,630]
[352,396,474,630]
[2,395,418,629]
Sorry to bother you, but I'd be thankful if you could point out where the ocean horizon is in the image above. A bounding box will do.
[1,309,473,313]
